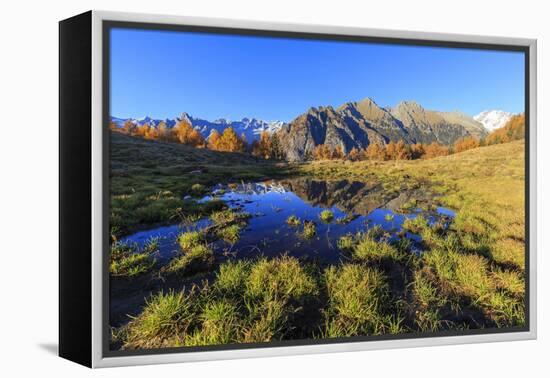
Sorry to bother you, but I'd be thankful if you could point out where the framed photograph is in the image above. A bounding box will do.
[59,10,537,368]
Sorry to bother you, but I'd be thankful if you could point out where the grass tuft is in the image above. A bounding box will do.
[216,224,242,244]
[300,221,317,240]
[319,210,334,223]
[177,230,205,251]
[213,260,251,296]
[185,300,241,346]
[337,234,355,251]
[352,234,400,262]
[190,183,206,195]
[123,289,199,349]
[110,239,157,277]
[286,215,301,226]
[210,208,249,225]
[166,244,214,276]
[322,264,391,337]
[245,255,318,302]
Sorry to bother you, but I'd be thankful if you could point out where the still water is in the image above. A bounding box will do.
[121,179,455,264]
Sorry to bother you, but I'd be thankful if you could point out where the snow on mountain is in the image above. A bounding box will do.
[474,110,513,132]
[111,116,177,128]
[110,113,285,142]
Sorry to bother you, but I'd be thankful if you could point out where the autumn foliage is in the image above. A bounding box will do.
[251,131,271,159]
[172,120,205,146]
[208,127,246,152]
[423,142,450,159]
[312,144,346,160]
[453,136,480,153]
[309,140,453,162]
[486,114,525,145]
[386,141,411,160]
[364,143,386,160]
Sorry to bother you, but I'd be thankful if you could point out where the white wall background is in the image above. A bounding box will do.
[0,0,546,376]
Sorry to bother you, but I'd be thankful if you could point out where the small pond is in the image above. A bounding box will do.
[121,179,455,264]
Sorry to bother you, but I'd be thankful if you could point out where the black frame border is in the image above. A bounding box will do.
[101,20,531,359]
[59,11,93,367]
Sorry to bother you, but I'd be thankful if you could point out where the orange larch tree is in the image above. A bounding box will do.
[454,136,480,153]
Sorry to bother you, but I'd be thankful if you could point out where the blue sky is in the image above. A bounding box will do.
[110,28,525,122]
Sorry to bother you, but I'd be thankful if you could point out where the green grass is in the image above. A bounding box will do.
[113,136,526,348]
[422,245,525,327]
[411,269,447,332]
[322,264,394,337]
[121,255,319,348]
[190,183,206,195]
[296,141,526,329]
[123,289,200,349]
[337,234,355,251]
[245,255,318,302]
[492,268,525,297]
[300,221,317,240]
[366,225,385,239]
[286,215,301,226]
[319,210,334,223]
[110,192,185,238]
[213,260,252,296]
[242,298,288,343]
[170,229,214,276]
[216,224,242,244]
[185,300,241,346]
[336,232,402,263]
[110,239,157,277]
[177,230,205,250]
[403,215,429,234]
[166,244,214,277]
[352,235,401,262]
[210,208,250,225]
[243,255,319,342]
[110,132,287,237]
[210,208,250,244]
[399,199,417,212]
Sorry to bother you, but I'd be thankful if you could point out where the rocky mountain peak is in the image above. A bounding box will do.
[276,97,493,161]
[394,100,425,113]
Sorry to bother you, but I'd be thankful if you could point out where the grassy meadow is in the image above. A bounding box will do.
[109,132,526,350]
[109,133,291,239]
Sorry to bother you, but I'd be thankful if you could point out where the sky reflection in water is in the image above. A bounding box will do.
[121,180,455,264]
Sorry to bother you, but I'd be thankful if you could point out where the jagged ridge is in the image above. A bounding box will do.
[277,98,490,161]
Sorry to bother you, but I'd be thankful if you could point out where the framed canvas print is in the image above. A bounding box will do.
[59,10,537,368]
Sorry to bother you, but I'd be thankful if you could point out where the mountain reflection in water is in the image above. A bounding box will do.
[122,178,454,264]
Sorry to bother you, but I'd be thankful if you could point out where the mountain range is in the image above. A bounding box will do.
[112,98,514,162]
[111,113,285,143]
[275,98,491,161]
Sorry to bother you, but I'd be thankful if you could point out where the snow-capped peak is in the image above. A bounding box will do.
[474,110,513,132]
